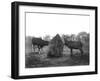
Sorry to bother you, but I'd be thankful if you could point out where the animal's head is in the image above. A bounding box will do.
[43,40,49,45]
[62,35,69,45]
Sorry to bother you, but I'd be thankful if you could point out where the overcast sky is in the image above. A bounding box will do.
[26,12,90,38]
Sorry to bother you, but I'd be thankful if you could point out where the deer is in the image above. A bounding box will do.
[32,37,49,54]
[64,38,83,56]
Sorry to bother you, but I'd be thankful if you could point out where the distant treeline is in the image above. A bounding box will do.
[26,31,89,43]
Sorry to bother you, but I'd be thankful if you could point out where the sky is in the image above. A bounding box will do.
[26,12,90,38]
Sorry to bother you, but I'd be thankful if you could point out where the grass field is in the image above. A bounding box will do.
[25,46,89,68]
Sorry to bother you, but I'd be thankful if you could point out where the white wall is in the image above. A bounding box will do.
[0,0,99,81]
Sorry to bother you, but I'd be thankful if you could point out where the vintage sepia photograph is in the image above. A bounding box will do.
[25,12,90,68]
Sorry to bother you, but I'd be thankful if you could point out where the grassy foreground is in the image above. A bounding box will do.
[25,52,89,68]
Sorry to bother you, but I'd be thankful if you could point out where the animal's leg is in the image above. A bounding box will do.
[32,45,35,52]
[38,46,41,54]
[70,49,73,56]
[80,48,83,56]
[39,48,41,54]
[33,46,35,52]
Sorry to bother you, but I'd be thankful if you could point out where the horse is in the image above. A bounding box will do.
[64,38,83,56]
[32,37,49,54]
